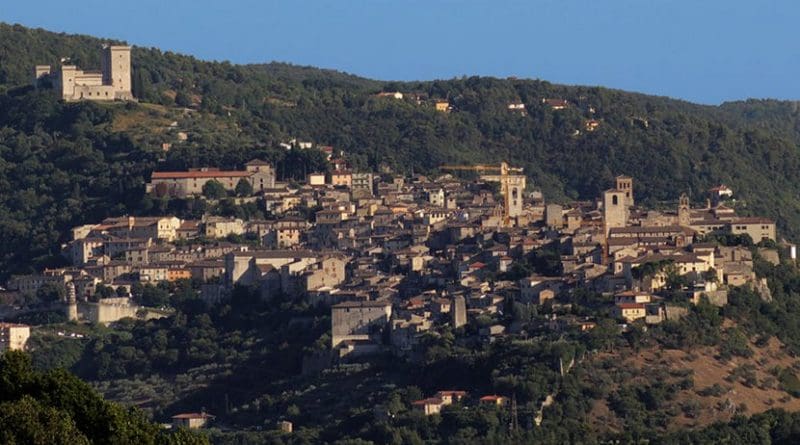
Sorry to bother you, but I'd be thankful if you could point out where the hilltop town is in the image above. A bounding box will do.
[7,24,800,444]
[4,137,795,423]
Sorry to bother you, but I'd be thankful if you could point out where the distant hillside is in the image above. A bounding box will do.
[3,22,800,276]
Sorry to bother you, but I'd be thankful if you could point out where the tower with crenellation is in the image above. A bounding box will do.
[34,45,133,102]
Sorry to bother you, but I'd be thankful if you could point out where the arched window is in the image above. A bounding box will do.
[612,195,619,206]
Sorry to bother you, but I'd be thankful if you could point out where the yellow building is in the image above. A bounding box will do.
[479,395,509,406]
[435,101,451,112]
[613,303,646,322]
[171,413,214,429]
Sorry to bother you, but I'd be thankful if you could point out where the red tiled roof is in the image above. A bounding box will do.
[616,303,645,310]
[152,171,252,179]
[171,413,214,419]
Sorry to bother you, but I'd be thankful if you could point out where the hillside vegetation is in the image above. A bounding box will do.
[2,25,800,259]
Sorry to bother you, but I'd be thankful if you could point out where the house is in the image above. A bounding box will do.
[585,119,601,131]
[203,217,245,238]
[434,101,451,112]
[435,390,467,404]
[479,395,509,406]
[270,218,307,248]
[376,91,403,100]
[543,98,569,109]
[0,323,30,352]
[613,303,646,322]
[171,412,214,429]
[412,398,446,415]
[412,390,467,415]
[330,170,353,188]
[308,172,326,186]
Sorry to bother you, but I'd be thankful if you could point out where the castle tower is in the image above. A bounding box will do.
[678,193,691,227]
[101,45,132,99]
[615,175,634,207]
[603,189,628,238]
[65,282,78,322]
[452,295,467,329]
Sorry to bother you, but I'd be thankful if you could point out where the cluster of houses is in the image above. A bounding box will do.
[410,391,508,416]
[2,153,792,363]
[373,90,588,121]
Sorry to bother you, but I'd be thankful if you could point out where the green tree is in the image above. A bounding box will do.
[234,178,253,197]
[35,283,66,304]
[202,180,226,200]
[0,396,90,445]
[174,90,192,108]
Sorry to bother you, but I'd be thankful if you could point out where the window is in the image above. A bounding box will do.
[612,195,618,205]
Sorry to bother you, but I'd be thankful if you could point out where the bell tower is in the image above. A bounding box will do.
[678,193,691,227]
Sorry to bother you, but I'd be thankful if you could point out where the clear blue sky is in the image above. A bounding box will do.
[3,0,799,104]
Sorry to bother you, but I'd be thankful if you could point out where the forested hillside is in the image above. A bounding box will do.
[0,351,207,444]
[2,22,800,278]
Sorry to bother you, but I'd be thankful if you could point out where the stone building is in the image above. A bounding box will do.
[147,161,275,198]
[35,45,133,101]
[171,413,214,429]
[603,189,628,238]
[0,323,31,352]
[451,295,467,328]
[351,173,374,198]
[331,300,392,347]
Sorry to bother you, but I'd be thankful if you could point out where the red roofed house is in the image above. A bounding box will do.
[412,398,446,415]
[479,395,509,406]
[543,98,569,110]
[412,390,468,415]
[435,390,467,405]
[613,302,646,322]
[171,412,214,429]
[147,160,275,198]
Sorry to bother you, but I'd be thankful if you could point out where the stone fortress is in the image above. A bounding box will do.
[34,44,134,101]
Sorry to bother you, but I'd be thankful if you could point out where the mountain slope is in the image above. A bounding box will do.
[2,23,800,279]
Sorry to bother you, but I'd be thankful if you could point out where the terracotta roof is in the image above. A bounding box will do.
[151,171,251,179]
[616,303,645,310]
[412,397,444,406]
[171,413,214,419]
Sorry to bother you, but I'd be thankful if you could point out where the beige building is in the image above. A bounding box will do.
[147,161,276,198]
[92,216,182,242]
[0,323,31,352]
[613,303,646,322]
[35,45,133,101]
[307,172,326,186]
[203,217,245,239]
[171,413,214,429]
[303,256,348,292]
[225,250,320,286]
[603,189,629,238]
[331,170,353,188]
[351,173,374,198]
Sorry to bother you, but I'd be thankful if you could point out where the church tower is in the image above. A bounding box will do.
[615,175,634,207]
[603,189,628,238]
[678,193,691,227]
